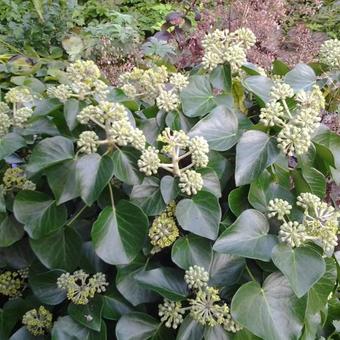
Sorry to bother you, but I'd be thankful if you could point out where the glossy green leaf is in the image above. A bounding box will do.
[231,272,306,340]
[171,234,213,270]
[272,244,326,298]
[30,227,82,271]
[26,136,74,176]
[0,133,26,160]
[177,316,204,340]
[199,168,221,198]
[243,76,274,103]
[64,98,80,130]
[51,316,107,340]
[228,186,251,217]
[235,130,279,186]
[210,64,232,92]
[91,200,148,265]
[46,159,80,204]
[134,267,188,301]
[102,291,133,320]
[130,177,166,216]
[112,147,143,185]
[213,209,277,261]
[9,326,45,340]
[204,325,230,340]
[68,296,103,331]
[0,215,24,247]
[284,64,316,92]
[176,191,221,240]
[13,191,67,239]
[160,175,179,204]
[76,153,114,206]
[189,105,239,151]
[181,75,216,117]
[29,269,66,305]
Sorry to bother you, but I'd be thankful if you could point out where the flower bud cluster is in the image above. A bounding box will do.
[0,87,33,136]
[118,66,188,111]
[260,81,325,157]
[201,28,256,72]
[0,269,27,297]
[22,306,52,336]
[149,202,179,253]
[57,270,108,305]
[2,167,36,192]
[269,193,339,255]
[158,269,241,333]
[319,39,340,69]
[47,60,109,101]
[138,128,209,196]
[76,101,146,154]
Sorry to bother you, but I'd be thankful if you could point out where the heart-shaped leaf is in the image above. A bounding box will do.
[91,200,148,265]
[213,209,278,261]
[272,243,326,298]
[134,267,188,301]
[235,130,279,186]
[177,316,204,340]
[284,63,316,92]
[76,153,114,206]
[0,215,24,247]
[231,272,306,340]
[189,105,239,151]
[243,76,274,103]
[0,133,26,160]
[13,191,67,239]
[176,191,221,240]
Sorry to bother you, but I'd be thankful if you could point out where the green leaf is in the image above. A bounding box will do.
[33,98,62,117]
[0,215,24,247]
[181,75,216,117]
[29,269,66,305]
[115,312,163,340]
[204,325,230,340]
[189,105,239,151]
[199,168,221,198]
[134,267,188,301]
[272,60,290,76]
[284,64,316,92]
[272,244,326,298]
[91,200,148,265]
[228,186,251,217]
[52,316,107,340]
[243,76,274,103]
[26,136,74,176]
[177,316,204,340]
[13,191,67,239]
[300,167,326,198]
[248,170,295,212]
[306,258,337,315]
[130,177,166,216]
[76,154,114,206]
[102,291,133,320]
[0,133,26,160]
[116,256,158,306]
[68,296,103,331]
[171,234,213,270]
[10,326,45,340]
[176,191,221,240]
[210,64,232,92]
[160,176,179,204]
[213,209,277,261]
[231,272,306,340]
[112,147,143,185]
[235,130,279,186]
[64,98,80,130]
[30,227,82,272]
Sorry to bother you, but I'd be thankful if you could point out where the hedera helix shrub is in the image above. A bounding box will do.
[0,29,339,339]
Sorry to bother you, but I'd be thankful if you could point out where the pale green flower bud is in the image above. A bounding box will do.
[179,170,203,195]
[13,107,33,128]
[0,112,12,136]
[77,105,104,124]
[2,167,36,192]
[279,221,306,248]
[0,102,10,113]
[108,119,134,147]
[270,82,294,101]
[260,101,285,127]
[297,192,321,210]
[268,198,292,220]
[77,131,99,154]
[47,84,72,103]
[5,87,32,104]
[319,39,340,69]
[138,146,160,176]
[99,101,127,122]
[277,125,311,156]
[234,27,256,49]
[188,136,209,168]
[169,73,189,90]
[121,83,137,98]
[130,128,146,151]
[0,271,24,297]
[156,88,180,112]
[157,128,189,153]
[158,299,185,329]
[184,265,209,290]
[225,44,247,72]
[22,306,53,336]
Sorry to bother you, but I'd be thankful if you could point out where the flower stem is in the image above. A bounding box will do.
[245,264,257,282]
[66,204,87,226]
[282,99,292,119]
[108,183,115,210]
